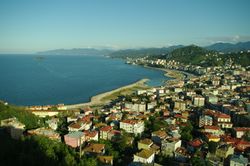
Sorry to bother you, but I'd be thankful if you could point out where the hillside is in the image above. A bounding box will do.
[206,41,250,53]
[158,45,250,67]
[109,45,183,58]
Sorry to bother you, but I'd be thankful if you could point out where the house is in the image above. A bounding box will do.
[30,110,59,117]
[151,130,168,145]
[162,139,182,157]
[84,130,99,141]
[233,127,250,138]
[28,127,60,141]
[120,120,144,135]
[230,155,248,166]
[215,144,234,159]
[193,96,205,107]
[199,115,213,127]
[0,117,25,139]
[174,147,191,162]
[204,133,220,142]
[64,131,85,148]
[215,113,233,129]
[203,125,220,134]
[235,140,250,152]
[46,118,59,130]
[100,126,113,140]
[188,138,203,153]
[107,130,121,141]
[83,143,105,156]
[133,149,155,164]
[174,100,186,111]
[97,156,113,166]
[68,120,92,131]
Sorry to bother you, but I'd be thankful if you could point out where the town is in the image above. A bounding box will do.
[1,56,250,166]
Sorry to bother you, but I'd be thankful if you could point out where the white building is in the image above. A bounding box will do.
[120,120,144,135]
[133,149,155,164]
[193,96,205,107]
[1,117,25,139]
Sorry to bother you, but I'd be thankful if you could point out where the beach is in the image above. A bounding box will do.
[65,79,149,109]
[64,66,195,110]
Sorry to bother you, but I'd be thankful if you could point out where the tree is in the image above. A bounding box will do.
[57,116,68,136]
[208,141,218,154]
[180,121,193,141]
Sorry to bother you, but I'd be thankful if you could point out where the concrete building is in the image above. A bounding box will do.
[120,120,144,135]
[1,117,25,139]
[133,149,155,164]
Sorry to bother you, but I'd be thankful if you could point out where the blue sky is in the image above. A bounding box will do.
[0,0,250,53]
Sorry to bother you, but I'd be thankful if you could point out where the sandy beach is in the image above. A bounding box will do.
[64,66,195,110]
[65,79,149,109]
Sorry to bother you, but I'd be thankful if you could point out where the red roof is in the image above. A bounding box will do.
[84,130,98,138]
[204,125,220,130]
[234,127,250,132]
[216,113,230,119]
[121,119,140,125]
[188,138,203,147]
[100,126,112,132]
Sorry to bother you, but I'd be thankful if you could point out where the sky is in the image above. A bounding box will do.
[0,0,250,53]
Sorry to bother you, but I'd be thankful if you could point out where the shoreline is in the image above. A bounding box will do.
[142,65,195,85]
[64,79,149,109]
[22,64,195,110]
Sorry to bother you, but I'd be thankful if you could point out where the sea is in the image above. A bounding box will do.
[0,55,171,106]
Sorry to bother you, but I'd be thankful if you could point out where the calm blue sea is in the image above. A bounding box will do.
[0,55,170,106]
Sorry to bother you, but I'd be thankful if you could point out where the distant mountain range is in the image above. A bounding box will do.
[37,48,113,56]
[205,41,250,53]
[37,41,250,56]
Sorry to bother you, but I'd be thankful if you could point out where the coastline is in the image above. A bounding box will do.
[64,79,149,109]
[142,65,195,85]
[65,65,194,110]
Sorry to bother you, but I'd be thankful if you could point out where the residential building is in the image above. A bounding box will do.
[1,117,25,139]
[162,139,182,157]
[233,127,250,138]
[97,156,113,166]
[100,126,113,140]
[138,138,153,150]
[28,127,60,140]
[133,149,155,164]
[230,155,248,166]
[193,96,205,107]
[120,120,144,135]
[83,143,105,156]
[199,115,213,127]
[64,131,85,148]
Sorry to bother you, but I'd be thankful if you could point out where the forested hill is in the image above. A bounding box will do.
[157,45,250,67]
[108,45,183,58]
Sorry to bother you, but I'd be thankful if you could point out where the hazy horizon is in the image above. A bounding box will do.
[1,0,250,53]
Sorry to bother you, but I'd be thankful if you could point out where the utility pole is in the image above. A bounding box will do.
[79,137,82,158]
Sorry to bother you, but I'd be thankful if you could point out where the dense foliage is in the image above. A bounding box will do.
[0,132,97,166]
[0,102,43,129]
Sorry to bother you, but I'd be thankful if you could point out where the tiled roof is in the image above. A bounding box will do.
[204,125,220,130]
[100,126,112,132]
[121,119,140,125]
[188,138,203,147]
[234,127,250,132]
[152,130,167,138]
